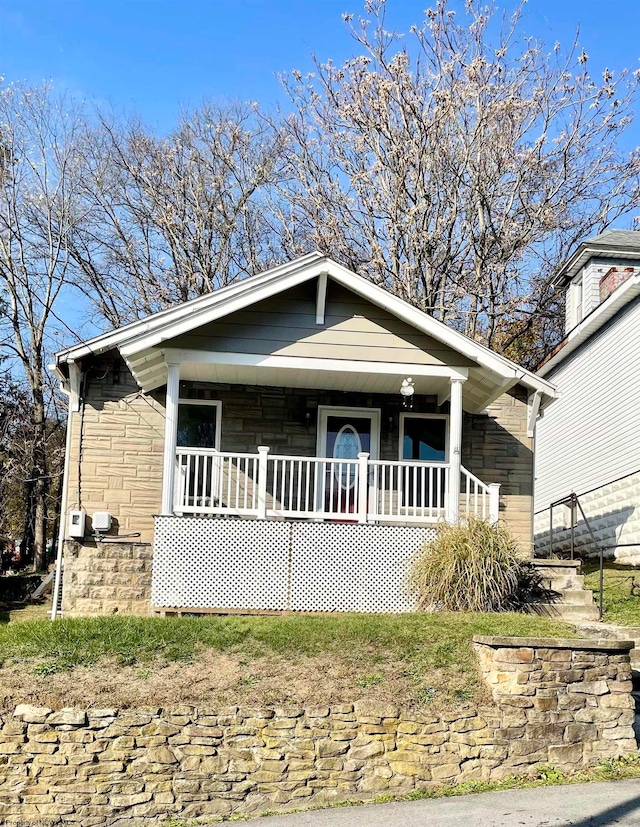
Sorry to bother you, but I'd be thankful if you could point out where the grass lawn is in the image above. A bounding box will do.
[584,562,640,626]
[0,611,573,712]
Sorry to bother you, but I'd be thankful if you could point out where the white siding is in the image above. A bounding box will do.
[535,296,640,512]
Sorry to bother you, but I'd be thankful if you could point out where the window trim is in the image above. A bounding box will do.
[177,397,222,451]
[398,412,449,463]
[571,274,584,327]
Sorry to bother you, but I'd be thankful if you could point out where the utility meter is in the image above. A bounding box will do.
[68,510,86,539]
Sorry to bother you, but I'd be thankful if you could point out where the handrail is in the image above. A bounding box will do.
[176,447,258,459]
[548,492,604,620]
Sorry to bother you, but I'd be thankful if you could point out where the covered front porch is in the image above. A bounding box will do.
[156,361,501,527]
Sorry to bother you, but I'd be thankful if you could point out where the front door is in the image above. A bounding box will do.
[317,407,380,517]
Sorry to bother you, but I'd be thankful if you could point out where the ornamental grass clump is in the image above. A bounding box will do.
[409,518,527,612]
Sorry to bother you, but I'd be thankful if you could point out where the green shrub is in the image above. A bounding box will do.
[409,518,528,612]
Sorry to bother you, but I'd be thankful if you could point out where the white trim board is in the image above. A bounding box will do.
[163,349,470,380]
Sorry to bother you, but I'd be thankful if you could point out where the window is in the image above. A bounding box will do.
[177,399,221,449]
[175,398,222,509]
[399,414,448,509]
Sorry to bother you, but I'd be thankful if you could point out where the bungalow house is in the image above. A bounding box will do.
[51,252,555,617]
[534,230,640,563]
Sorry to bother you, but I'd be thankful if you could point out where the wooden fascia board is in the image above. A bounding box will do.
[161,348,470,381]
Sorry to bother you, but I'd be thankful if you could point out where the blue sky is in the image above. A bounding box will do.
[1,0,639,136]
[1,0,638,345]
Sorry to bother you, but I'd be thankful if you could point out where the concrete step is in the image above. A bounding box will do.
[616,627,640,645]
[539,575,586,591]
[556,589,597,606]
[525,602,600,622]
[534,567,582,580]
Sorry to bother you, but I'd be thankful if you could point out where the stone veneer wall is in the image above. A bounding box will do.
[463,386,533,554]
[62,542,153,617]
[66,357,165,545]
[0,638,635,826]
[534,469,640,565]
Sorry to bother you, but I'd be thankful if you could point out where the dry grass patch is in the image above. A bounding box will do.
[0,612,574,711]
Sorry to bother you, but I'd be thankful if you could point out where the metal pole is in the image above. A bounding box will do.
[549,503,554,559]
[570,496,576,561]
[575,496,604,620]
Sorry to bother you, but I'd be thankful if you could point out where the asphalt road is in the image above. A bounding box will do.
[252,780,640,826]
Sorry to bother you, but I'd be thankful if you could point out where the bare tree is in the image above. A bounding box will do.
[0,82,84,569]
[277,0,640,363]
[70,102,289,326]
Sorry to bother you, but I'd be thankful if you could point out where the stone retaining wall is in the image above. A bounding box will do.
[0,638,636,826]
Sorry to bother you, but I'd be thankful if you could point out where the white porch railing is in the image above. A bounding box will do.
[174,447,500,524]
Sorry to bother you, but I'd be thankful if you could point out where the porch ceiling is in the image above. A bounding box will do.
[124,347,512,412]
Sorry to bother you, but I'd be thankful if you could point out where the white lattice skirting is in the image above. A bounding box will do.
[151,516,437,613]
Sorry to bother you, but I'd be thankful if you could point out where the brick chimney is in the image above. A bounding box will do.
[599,266,635,303]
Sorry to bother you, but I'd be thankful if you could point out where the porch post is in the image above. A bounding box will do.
[357,452,369,524]
[446,377,464,523]
[489,483,501,523]
[256,446,270,520]
[161,361,180,515]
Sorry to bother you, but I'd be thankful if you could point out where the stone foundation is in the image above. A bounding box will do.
[62,541,152,617]
[0,638,636,825]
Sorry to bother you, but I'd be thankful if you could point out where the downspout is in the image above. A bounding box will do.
[51,360,81,621]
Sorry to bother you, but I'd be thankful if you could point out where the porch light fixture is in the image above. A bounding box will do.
[400,377,415,410]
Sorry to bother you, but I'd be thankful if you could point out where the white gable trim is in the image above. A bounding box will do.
[57,251,326,364]
[55,251,555,400]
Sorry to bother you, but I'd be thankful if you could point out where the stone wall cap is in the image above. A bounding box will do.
[473,635,634,652]
[530,559,582,569]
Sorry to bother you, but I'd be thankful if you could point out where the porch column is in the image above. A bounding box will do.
[446,377,465,523]
[161,361,180,515]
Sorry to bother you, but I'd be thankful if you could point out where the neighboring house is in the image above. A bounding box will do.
[534,230,640,563]
[52,252,554,617]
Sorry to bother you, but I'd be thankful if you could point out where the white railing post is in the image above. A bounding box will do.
[489,483,501,523]
[446,377,465,523]
[161,361,180,515]
[257,446,270,519]
[357,452,369,524]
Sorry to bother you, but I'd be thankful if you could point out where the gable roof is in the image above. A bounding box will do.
[554,230,640,285]
[54,252,555,407]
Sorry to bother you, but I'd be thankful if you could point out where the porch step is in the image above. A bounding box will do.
[525,602,600,622]
[527,559,598,622]
[532,559,582,574]
[539,575,586,591]
[557,589,598,606]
